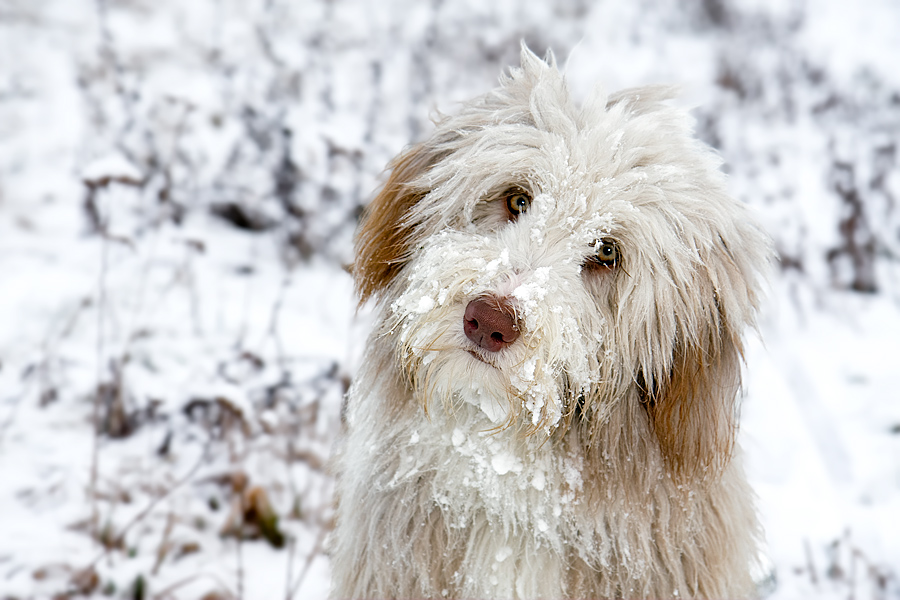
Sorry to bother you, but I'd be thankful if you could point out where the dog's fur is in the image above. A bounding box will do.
[330,48,770,599]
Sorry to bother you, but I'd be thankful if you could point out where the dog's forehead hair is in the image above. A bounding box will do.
[357,45,769,332]
[404,59,723,251]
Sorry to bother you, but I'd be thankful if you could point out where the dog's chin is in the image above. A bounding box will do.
[415,345,570,432]
[416,348,513,425]
[465,347,500,368]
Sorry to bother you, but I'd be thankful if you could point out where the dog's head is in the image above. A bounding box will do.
[355,47,770,479]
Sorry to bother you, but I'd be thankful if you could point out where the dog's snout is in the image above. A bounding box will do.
[463,297,519,352]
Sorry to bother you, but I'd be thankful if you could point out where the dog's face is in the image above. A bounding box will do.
[355,48,769,478]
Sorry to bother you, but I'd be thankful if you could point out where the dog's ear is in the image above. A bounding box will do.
[647,315,742,482]
[643,242,758,482]
[354,143,441,305]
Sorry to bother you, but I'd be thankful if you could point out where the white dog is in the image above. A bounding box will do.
[330,47,770,599]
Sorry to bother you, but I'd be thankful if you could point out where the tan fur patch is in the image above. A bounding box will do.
[354,144,443,305]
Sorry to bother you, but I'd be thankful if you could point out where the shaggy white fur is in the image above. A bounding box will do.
[330,46,771,599]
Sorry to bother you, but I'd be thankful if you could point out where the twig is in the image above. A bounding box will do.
[236,528,244,600]
[288,525,328,599]
[79,438,212,574]
[284,535,296,600]
[151,572,235,600]
[266,269,294,376]
[90,193,111,545]
[804,538,819,587]
[151,510,177,576]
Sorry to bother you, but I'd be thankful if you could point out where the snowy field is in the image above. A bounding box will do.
[1,0,899,598]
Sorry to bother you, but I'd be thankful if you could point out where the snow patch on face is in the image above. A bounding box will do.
[463,378,509,425]
[511,267,553,332]
[508,355,561,429]
[414,296,435,313]
[484,248,511,277]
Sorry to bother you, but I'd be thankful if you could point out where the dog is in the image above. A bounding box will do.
[330,46,770,599]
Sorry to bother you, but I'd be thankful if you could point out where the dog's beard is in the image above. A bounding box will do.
[387,229,608,434]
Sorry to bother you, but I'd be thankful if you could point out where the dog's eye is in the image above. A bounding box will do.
[505,188,532,218]
[586,239,619,269]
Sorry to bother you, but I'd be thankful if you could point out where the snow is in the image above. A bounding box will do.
[743,286,900,599]
[2,1,899,599]
[491,452,522,476]
[82,154,144,184]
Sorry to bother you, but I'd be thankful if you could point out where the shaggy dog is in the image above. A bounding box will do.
[330,47,770,599]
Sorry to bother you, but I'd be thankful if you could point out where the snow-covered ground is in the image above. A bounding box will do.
[744,286,900,599]
[1,1,898,598]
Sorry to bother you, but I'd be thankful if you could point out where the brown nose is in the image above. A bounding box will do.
[463,297,519,352]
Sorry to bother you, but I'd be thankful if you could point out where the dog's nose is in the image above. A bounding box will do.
[463,297,519,352]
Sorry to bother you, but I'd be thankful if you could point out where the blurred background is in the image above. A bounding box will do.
[1,0,898,598]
